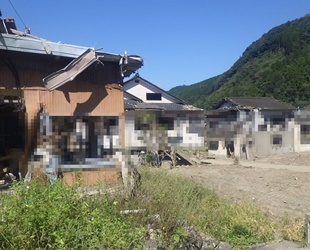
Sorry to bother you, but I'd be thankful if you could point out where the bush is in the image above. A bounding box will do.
[0,180,145,250]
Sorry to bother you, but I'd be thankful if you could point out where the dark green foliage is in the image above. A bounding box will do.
[169,15,310,110]
[169,76,219,105]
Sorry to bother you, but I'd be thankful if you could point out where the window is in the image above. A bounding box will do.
[271,117,285,130]
[272,134,282,146]
[208,141,219,150]
[271,118,285,125]
[158,117,174,130]
[301,125,310,144]
[134,118,150,130]
[258,124,267,131]
[209,121,218,129]
[146,93,162,101]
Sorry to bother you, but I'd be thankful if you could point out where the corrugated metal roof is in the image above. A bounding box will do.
[0,32,143,77]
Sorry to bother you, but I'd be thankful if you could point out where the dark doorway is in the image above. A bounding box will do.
[0,106,25,177]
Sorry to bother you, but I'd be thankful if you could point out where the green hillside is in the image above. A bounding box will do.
[169,15,310,110]
[169,76,218,105]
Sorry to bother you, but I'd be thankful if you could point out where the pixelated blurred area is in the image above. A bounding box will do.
[205,98,310,160]
[125,110,205,149]
[123,110,205,168]
[26,115,123,185]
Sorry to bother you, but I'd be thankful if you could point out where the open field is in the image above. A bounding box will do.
[172,151,310,219]
[169,151,310,249]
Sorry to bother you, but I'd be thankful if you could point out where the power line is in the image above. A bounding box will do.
[7,0,27,29]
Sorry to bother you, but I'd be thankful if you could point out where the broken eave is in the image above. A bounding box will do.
[0,32,143,81]
[0,33,142,62]
[43,48,98,91]
[0,32,86,57]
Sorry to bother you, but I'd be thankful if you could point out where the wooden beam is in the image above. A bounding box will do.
[0,155,12,162]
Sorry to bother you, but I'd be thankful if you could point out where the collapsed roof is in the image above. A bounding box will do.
[0,17,143,91]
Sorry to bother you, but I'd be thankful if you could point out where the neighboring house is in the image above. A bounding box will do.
[214,97,294,111]
[206,97,310,159]
[123,73,186,104]
[122,74,205,161]
[0,17,143,184]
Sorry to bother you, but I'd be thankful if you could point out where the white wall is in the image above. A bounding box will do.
[124,79,179,103]
[125,111,205,151]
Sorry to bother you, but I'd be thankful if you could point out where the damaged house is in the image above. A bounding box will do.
[206,97,310,159]
[0,17,143,184]
[122,74,205,164]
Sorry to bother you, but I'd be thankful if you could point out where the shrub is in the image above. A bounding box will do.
[0,180,145,250]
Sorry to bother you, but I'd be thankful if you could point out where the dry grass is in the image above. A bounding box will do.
[281,217,305,242]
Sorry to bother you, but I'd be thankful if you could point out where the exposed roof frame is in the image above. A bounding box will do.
[43,48,98,91]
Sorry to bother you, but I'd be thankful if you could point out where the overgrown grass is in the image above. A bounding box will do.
[1,168,299,249]
[115,169,275,249]
[0,180,145,250]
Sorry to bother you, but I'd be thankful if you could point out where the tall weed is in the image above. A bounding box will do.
[117,169,275,249]
[0,169,280,249]
[0,180,145,250]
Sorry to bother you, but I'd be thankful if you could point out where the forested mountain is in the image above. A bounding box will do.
[169,15,310,110]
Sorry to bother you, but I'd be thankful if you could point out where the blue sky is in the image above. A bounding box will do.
[1,1,309,90]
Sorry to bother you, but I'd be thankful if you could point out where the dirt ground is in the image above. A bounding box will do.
[171,151,310,220]
[170,151,310,249]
